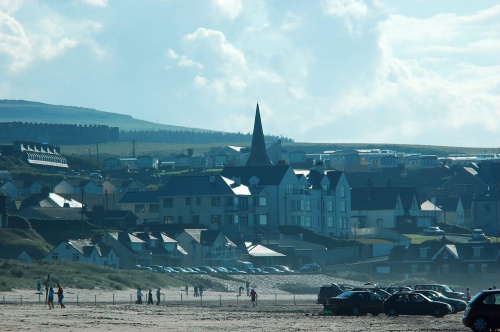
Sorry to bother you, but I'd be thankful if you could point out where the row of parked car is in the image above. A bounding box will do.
[135,265,298,275]
[319,283,500,332]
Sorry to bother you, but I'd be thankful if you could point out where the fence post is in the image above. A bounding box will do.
[236,295,239,306]
[181,293,183,303]
[219,294,222,307]
[20,295,22,305]
[95,295,97,306]
[294,294,296,305]
[39,293,41,304]
[200,293,203,306]
[77,295,79,306]
[3,295,5,304]
[113,294,115,305]
[275,293,277,306]
[130,294,132,304]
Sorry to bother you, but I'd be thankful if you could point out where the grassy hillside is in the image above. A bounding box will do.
[0,100,208,132]
[0,229,53,260]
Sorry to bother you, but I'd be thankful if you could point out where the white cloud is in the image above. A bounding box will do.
[211,0,243,20]
[0,11,31,71]
[81,0,109,8]
[321,0,368,36]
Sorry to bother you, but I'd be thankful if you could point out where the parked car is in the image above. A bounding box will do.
[171,267,189,273]
[424,226,445,235]
[269,265,296,274]
[227,267,246,274]
[462,289,500,332]
[213,267,229,273]
[471,229,486,241]
[351,287,391,300]
[89,172,103,179]
[381,285,413,295]
[317,284,344,304]
[383,292,451,317]
[299,263,322,273]
[163,267,179,273]
[412,290,467,313]
[262,267,283,274]
[196,266,217,273]
[190,267,207,274]
[253,268,269,274]
[326,291,385,316]
[414,284,466,300]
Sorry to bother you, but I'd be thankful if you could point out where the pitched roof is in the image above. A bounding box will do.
[119,191,161,204]
[16,207,87,220]
[435,196,460,212]
[245,103,272,166]
[161,176,246,197]
[245,242,286,257]
[351,186,418,211]
[221,164,292,186]
[325,171,343,188]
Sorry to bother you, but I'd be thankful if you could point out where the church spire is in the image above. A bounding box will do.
[245,103,272,167]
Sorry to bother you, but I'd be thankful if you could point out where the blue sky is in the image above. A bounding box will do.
[0,0,499,147]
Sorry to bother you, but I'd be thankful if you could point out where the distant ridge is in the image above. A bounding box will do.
[0,100,210,132]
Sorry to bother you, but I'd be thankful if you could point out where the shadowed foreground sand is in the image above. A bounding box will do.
[0,288,469,332]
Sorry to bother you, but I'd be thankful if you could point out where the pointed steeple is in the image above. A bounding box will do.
[245,103,272,166]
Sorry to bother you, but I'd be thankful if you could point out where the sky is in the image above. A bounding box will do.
[0,0,499,147]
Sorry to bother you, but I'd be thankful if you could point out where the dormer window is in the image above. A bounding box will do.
[443,251,448,259]
[473,247,483,258]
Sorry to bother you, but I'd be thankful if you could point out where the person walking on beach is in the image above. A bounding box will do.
[47,287,55,309]
[136,287,143,304]
[466,288,472,303]
[199,285,203,297]
[194,285,198,297]
[246,281,250,296]
[156,288,161,305]
[185,285,188,297]
[44,275,51,304]
[57,284,65,308]
[36,277,41,292]
[250,288,258,307]
[148,289,154,305]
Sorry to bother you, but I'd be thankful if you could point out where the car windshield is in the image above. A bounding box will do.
[442,285,453,292]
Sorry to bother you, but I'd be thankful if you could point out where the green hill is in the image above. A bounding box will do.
[0,100,209,132]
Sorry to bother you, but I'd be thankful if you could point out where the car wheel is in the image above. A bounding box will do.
[471,316,489,332]
[450,305,457,314]
[433,309,444,318]
[351,306,360,316]
[387,308,398,316]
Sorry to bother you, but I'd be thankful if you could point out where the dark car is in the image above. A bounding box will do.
[317,284,344,304]
[351,287,391,300]
[412,290,467,313]
[383,292,451,317]
[326,291,385,316]
[382,285,413,294]
[462,289,500,332]
[300,263,322,273]
[414,284,466,300]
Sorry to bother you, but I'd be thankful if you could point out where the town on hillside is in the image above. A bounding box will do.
[0,104,499,279]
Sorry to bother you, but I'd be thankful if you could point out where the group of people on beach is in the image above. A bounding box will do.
[38,275,65,310]
[184,284,204,297]
[136,287,162,305]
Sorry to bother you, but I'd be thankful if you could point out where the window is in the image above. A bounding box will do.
[419,248,428,259]
[443,251,448,259]
[239,214,248,227]
[305,216,312,227]
[229,214,239,225]
[341,185,346,198]
[291,215,301,226]
[72,254,79,261]
[327,216,334,228]
[304,200,311,212]
[286,183,294,194]
[211,215,222,225]
[135,204,145,213]
[190,243,197,253]
[468,264,475,274]
[185,197,191,205]
[326,200,333,212]
[339,217,348,229]
[258,197,267,206]
[192,215,200,224]
[163,198,173,208]
[474,247,482,258]
[442,264,449,274]
[149,204,158,212]
[340,201,346,212]
[164,216,175,224]
[258,215,267,225]
[211,197,221,206]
